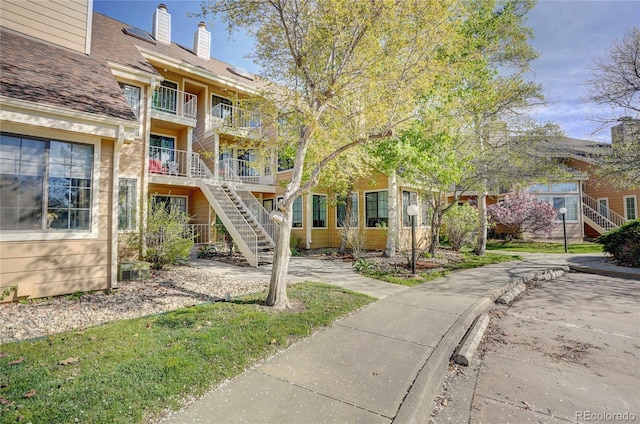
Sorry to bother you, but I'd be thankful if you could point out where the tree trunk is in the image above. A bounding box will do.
[384,171,398,258]
[429,199,443,255]
[338,191,353,254]
[265,208,293,309]
[474,192,488,256]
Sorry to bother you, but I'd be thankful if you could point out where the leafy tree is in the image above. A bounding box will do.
[442,204,479,251]
[202,0,463,308]
[487,190,557,239]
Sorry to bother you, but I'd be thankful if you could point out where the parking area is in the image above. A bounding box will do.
[432,272,640,424]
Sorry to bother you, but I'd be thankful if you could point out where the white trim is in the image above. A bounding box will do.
[623,195,638,220]
[0,96,138,140]
[401,190,418,229]
[311,193,328,229]
[0,136,101,242]
[108,61,158,85]
[85,0,94,55]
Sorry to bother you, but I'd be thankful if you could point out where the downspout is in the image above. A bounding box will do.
[110,124,125,290]
[306,191,312,249]
[140,78,156,258]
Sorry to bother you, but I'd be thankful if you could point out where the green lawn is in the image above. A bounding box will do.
[356,251,522,287]
[485,240,603,254]
[0,283,374,423]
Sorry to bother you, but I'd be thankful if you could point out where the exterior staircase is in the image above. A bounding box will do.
[581,193,627,235]
[193,156,276,266]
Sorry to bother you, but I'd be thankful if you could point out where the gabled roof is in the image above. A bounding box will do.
[0,28,137,122]
[90,13,268,93]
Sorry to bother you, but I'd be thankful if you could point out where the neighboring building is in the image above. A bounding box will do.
[0,2,431,300]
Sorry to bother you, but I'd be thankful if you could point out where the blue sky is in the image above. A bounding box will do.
[93,0,640,142]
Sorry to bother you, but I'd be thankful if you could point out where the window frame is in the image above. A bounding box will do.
[312,194,327,229]
[623,195,637,220]
[151,194,188,215]
[336,192,359,229]
[402,190,418,228]
[0,132,100,241]
[364,190,389,228]
[278,195,303,228]
[118,178,138,231]
[597,197,609,220]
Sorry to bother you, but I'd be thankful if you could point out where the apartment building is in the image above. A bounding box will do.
[1,2,434,300]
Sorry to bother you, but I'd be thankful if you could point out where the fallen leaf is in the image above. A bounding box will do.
[269,339,277,345]
[17,415,25,422]
[0,396,9,405]
[8,357,24,366]
[58,357,79,366]
[0,352,8,358]
[23,389,36,399]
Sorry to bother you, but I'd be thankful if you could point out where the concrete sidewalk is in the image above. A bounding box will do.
[163,256,581,423]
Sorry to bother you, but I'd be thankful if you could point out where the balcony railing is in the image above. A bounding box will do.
[148,147,209,178]
[152,86,197,119]
[209,104,270,138]
[218,158,274,186]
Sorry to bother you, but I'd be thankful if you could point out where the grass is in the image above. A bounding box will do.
[356,251,521,287]
[485,240,603,254]
[0,283,374,423]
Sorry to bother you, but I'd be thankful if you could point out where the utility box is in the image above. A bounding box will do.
[118,261,151,281]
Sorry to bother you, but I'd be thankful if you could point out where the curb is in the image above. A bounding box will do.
[568,265,640,280]
[393,266,569,423]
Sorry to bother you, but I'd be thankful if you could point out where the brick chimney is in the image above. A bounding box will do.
[194,21,211,60]
[153,4,171,45]
[611,117,640,144]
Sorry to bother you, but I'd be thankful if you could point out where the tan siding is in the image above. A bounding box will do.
[119,139,145,178]
[191,190,211,225]
[0,140,114,299]
[0,0,89,53]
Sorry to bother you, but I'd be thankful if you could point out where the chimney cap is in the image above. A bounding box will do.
[157,4,168,11]
[198,21,207,29]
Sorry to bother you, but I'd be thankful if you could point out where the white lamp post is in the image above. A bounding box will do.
[407,204,419,275]
[559,207,568,253]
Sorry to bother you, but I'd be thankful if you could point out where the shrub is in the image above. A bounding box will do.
[442,204,478,251]
[136,203,194,270]
[597,220,640,267]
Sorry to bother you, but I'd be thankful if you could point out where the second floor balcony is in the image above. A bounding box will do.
[205,103,274,140]
[151,85,197,123]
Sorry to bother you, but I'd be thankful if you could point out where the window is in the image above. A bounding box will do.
[312,194,327,228]
[152,195,187,214]
[337,193,359,228]
[153,80,178,114]
[598,198,609,219]
[624,195,637,220]
[263,199,274,211]
[277,195,302,227]
[119,83,141,119]
[149,134,175,169]
[365,191,388,227]
[118,179,137,231]
[292,196,303,228]
[402,191,418,227]
[528,183,549,193]
[421,195,432,227]
[550,182,578,192]
[211,95,232,119]
[0,133,94,232]
[553,196,579,221]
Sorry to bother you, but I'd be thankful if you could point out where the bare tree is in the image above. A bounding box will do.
[585,27,640,124]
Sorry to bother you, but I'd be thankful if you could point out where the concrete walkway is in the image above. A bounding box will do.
[163,253,636,423]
